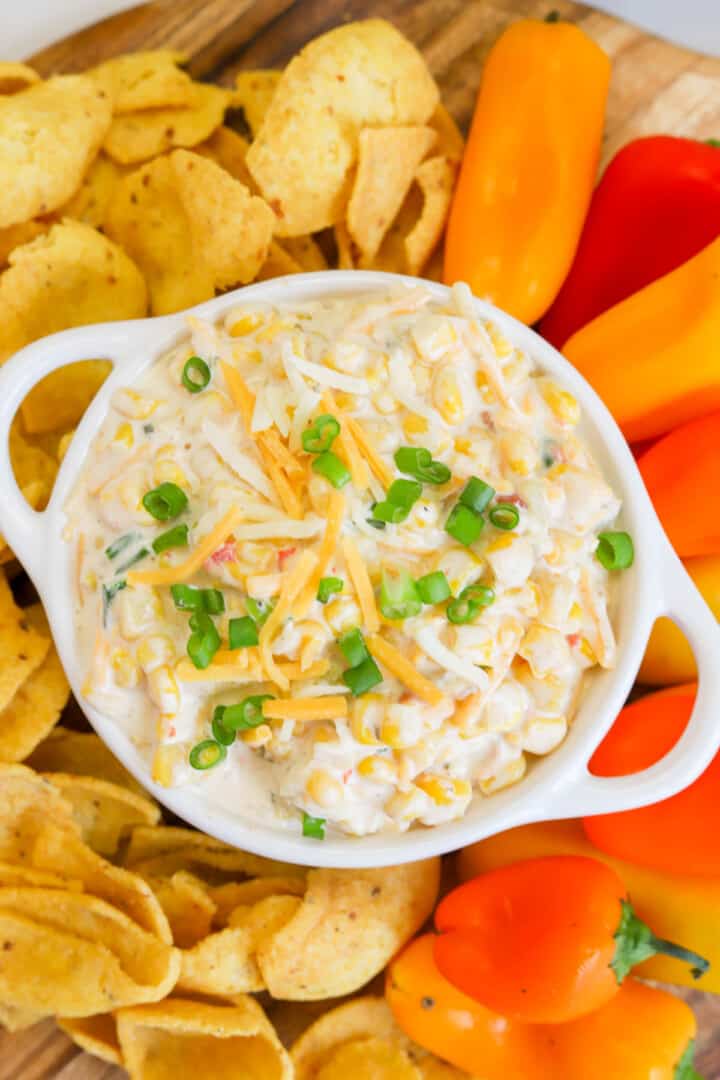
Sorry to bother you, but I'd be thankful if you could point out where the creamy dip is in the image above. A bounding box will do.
[67,283,625,839]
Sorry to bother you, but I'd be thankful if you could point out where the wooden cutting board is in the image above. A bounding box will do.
[2,1,720,1076]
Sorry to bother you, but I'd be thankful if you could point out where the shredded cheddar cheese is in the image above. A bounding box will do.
[293,489,346,618]
[342,536,379,633]
[262,696,348,722]
[128,507,244,586]
[367,633,446,706]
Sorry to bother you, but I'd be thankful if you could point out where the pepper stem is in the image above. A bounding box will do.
[611,900,710,983]
[675,1040,704,1080]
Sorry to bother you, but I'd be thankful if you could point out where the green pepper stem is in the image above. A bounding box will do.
[612,900,710,983]
[675,1039,705,1080]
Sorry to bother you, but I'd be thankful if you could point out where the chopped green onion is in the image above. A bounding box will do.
[343,656,383,696]
[228,615,258,649]
[142,482,188,521]
[221,695,275,732]
[202,588,225,615]
[171,584,224,613]
[596,531,634,571]
[339,628,369,667]
[379,569,422,620]
[302,812,326,840]
[372,500,410,524]
[211,706,236,746]
[445,504,484,546]
[115,546,150,574]
[302,414,340,454]
[459,477,495,514]
[489,503,520,530]
[394,446,451,485]
[312,450,351,489]
[105,532,138,560]
[187,611,221,670]
[416,571,451,605]
[189,739,226,770]
[246,597,274,626]
[366,517,386,530]
[447,583,495,625]
[317,576,343,603]
[102,579,126,624]
[152,524,189,554]
[182,355,211,393]
[706,139,720,148]
[387,478,423,509]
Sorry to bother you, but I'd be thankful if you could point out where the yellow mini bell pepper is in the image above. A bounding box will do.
[640,554,720,684]
[459,819,720,993]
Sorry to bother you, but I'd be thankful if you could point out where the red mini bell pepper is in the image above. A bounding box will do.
[540,136,720,348]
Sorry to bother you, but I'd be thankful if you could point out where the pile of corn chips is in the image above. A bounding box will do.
[0,19,466,1076]
[0,19,462,554]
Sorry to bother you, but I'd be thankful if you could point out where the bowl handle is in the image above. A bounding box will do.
[550,543,720,820]
[0,321,151,587]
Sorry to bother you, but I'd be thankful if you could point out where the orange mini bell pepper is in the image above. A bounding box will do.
[387,936,701,1080]
[584,684,720,878]
[459,820,720,993]
[638,410,720,557]
[443,18,610,324]
[434,856,707,1024]
[386,933,553,1077]
[640,555,720,684]
[563,236,720,442]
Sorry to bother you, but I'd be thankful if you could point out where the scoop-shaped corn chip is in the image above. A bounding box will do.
[349,125,436,264]
[103,83,230,164]
[90,51,193,113]
[210,875,306,928]
[247,19,439,236]
[170,149,274,289]
[0,763,75,859]
[0,220,49,269]
[291,997,404,1079]
[291,997,464,1080]
[256,240,304,281]
[195,126,255,189]
[27,726,146,797]
[8,423,58,506]
[116,996,292,1080]
[42,773,160,857]
[405,156,457,276]
[58,1014,122,1065]
[281,235,328,272]
[428,106,464,164]
[234,70,281,136]
[0,603,69,764]
[0,220,147,364]
[0,76,111,228]
[32,820,172,942]
[258,859,440,1000]
[0,887,179,1017]
[178,894,300,997]
[0,1002,45,1031]
[106,151,272,314]
[0,580,50,714]
[21,359,112,436]
[0,62,41,95]
[124,825,299,883]
[59,154,125,230]
[150,870,216,948]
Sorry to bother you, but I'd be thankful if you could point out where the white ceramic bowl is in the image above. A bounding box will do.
[1,271,719,868]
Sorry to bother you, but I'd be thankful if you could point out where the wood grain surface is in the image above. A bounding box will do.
[2,1,719,1076]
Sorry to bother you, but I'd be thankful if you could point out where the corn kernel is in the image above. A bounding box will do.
[306,769,344,808]
[324,595,361,635]
[385,787,428,824]
[153,457,188,488]
[479,754,527,794]
[137,634,175,673]
[113,422,134,448]
[151,745,178,787]
[146,665,180,715]
[433,368,465,425]
[485,321,513,358]
[312,723,338,744]
[475,371,496,403]
[229,313,263,337]
[416,774,472,804]
[499,432,538,476]
[372,390,398,415]
[579,637,597,663]
[111,648,140,689]
[241,723,272,747]
[541,381,580,426]
[357,754,397,782]
[117,587,162,639]
[350,698,382,746]
[115,389,158,420]
[403,414,429,437]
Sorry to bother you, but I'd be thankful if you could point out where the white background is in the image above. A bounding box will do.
[2,0,719,60]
